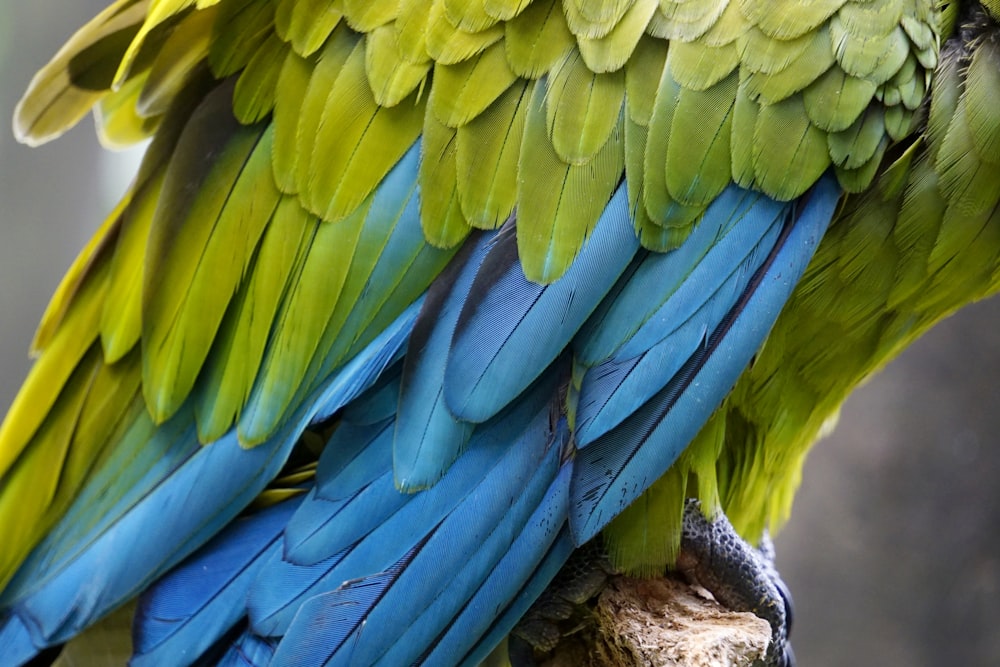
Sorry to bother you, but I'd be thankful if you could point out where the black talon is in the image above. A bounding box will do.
[678,499,796,667]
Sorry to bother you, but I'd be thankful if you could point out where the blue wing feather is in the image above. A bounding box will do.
[444,185,638,423]
[132,497,302,666]
[569,175,841,544]
[0,303,419,659]
[393,231,500,491]
[419,464,572,666]
[575,197,785,444]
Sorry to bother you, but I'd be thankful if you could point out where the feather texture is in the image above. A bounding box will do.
[9,2,1000,666]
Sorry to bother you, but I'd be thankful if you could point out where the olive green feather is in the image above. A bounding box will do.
[456,81,531,229]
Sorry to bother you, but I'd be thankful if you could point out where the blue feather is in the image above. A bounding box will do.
[0,613,37,666]
[393,230,500,491]
[268,545,422,667]
[214,629,277,667]
[575,198,785,443]
[247,373,560,639]
[569,175,841,544]
[574,186,763,366]
[0,303,420,656]
[270,408,566,667]
[347,421,567,667]
[339,362,402,426]
[444,184,639,423]
[417,463,572,666]
[282,423,402,564]
[131,497,302,666]
[457,528,576,667]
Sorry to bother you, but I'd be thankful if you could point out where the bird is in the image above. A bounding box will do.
[1,0,998,665]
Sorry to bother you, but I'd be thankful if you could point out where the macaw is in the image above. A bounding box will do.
[2,0,998,665]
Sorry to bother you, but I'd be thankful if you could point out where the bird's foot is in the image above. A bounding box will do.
[507,540,615,665]
[678,499,795,667]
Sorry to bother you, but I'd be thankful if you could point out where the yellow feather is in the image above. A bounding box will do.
[456,81,531,229]
[274,0,343,57]
[342,0,398,32]
[546,52,626,165]
[420,113,473,247]
[425,0,505,65]
[304,40,425,221]
[517,80,625,282]
[13,0,149,146]
[576,0,656,73]
[102,172,166,364]
[142,111,269,423]
[136,4,216,117]
[195,196,319,443]
[239,199,369,445]
[503,0,574,78]
[365,23,431,107]
[429,40,517,127]
[233,33,290,124]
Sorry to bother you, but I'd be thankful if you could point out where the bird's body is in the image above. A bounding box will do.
[1,0,999,664]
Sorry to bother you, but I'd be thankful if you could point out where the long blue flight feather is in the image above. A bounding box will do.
[569,175,842,544]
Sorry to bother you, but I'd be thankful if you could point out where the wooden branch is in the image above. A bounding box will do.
[541,575,772,667]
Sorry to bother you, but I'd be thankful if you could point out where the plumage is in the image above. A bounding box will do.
[3,0,1000,665]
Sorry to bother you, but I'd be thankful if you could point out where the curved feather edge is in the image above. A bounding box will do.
[131,497,304,666]
[0,301,420,660]
[269,414,566,667]
[575,196,785,444]
[569,174,842,545]
[393,230,501,491]
[445,184,638,423]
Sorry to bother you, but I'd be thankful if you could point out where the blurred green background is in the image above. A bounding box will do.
[1,3,998,665]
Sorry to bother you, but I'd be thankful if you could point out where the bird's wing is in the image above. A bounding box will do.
[0,0,939,663]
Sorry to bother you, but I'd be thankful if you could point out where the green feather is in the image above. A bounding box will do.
[456,81,530,229]
[576,0,657,73]
[239,198,368,445]
[342,0,398,32]
[304,39,425,221]
[802,64,877,133]
[419,113,472,248]
[365,23,430,107]
[194,196,318,443]
[503,0,574,78]
[665,71,736,208]
[275,0,342,57]
[546,52,625,165]
[233,32,289,124]
[517,78,625,283]
[142,112,270,424]
[429,40,517,127]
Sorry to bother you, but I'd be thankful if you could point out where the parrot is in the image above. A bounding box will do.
[2,0,999,665]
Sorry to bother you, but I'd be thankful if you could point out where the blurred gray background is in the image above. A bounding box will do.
[2,3,999,665]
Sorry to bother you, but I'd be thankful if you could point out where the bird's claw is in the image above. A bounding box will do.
[678,499,796,667]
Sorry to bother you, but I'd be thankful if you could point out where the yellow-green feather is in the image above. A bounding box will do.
[195,196,319,443]
[456,81,531,229]
[274,0,342,57]
[429,40,517,127]
[303,40,425,221]
[545,52,625,165]
[365,23,431,107]
[516,78,624,282]
[575,0,656,73]
[238,199,368,445]
[503,0,575,78]
[420,113,473,248]
[141,110,267,423]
